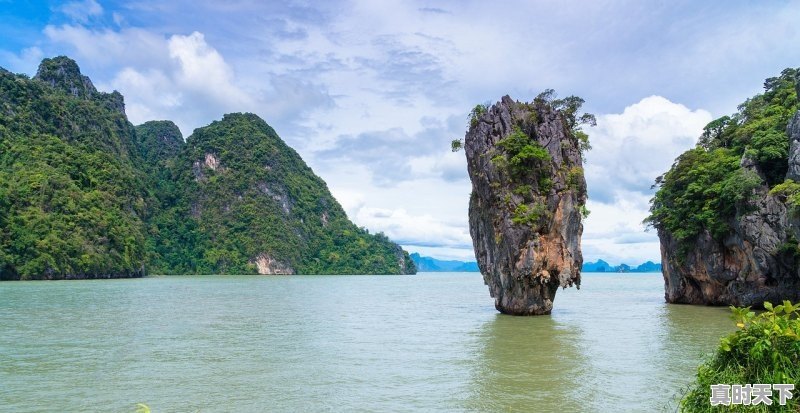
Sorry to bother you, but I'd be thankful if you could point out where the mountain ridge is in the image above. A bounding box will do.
[409,253,662,273]
[409,253,479,272]
[581,259,662,273]
[0,56,416,279]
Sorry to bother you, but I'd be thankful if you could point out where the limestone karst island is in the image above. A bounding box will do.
[2,2,800,412]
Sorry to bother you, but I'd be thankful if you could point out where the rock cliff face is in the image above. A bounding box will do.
[659,152,800,306]
[464,96,587,315]
[653,71,800,307]
[34,56,97,99]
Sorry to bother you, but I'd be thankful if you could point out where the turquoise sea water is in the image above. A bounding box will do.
[0,273,733,412]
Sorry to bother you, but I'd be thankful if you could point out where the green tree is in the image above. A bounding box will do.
[647,68,799,247]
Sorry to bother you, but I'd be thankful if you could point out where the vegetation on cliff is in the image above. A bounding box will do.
[681,302,800,412]
[0,57,149,280]
[151,113,415,275]
[462,93,589,315]
[0,56,415,279]
[646,68,799,246]
[455,90,595,231]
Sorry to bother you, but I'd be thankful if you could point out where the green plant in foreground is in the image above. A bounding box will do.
[680,301,800,412]
[135,403,150,413]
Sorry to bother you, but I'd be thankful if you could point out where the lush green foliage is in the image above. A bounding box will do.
[0,62,149,279]
[698,69,799,185]
[771,179,800,213]
[534,89,596,157]
[647,148,762,242]
[647,68,799,245]
[578,204,590,219]
[0,57,415,278]
[680,302,800,412]
[468,103,488,128]
[133,121,184,171]
[497,125,551,178]
[511,202,548,228]
[147,113,415,275]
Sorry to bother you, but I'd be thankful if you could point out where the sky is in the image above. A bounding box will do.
[2,0,800,264]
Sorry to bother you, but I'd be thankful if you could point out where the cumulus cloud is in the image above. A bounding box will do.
[167,32,252,108]
[580,96,713,264]
[585,96,712,204]
[354,206,472,249]
[41,26,333,139]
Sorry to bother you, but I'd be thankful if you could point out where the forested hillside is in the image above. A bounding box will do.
[647,68,800,305]
[0,57,150,279]
[0,57,415,279]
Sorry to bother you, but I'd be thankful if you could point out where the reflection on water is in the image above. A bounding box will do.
[465,274,734,413]
[467,314,586,412]
[0,273,735,412]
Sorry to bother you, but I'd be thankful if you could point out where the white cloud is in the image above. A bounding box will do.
[581,96,713,265]
[354,206,472,249]
[585,95,712,204]
[0,47,42,74]
[43,25,170,68]
[167,32,253,109]
[109,67,181,124]
[59,0,103,24]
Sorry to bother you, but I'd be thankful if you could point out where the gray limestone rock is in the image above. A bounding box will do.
[787,111,800,181]
[659,144,800,306]
[34,56,97,99]
[464,96,587,315]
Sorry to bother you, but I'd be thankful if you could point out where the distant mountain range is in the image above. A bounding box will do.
[410,254,661,274]
[409,253,479,272]
[581,259,662,273]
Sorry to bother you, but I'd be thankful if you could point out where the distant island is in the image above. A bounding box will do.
[581,259,661,273]
[409,253,479,272]
[411,254,661,274]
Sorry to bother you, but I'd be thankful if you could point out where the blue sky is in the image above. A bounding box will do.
[2,0,800,264]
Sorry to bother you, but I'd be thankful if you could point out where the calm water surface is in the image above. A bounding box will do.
[1,273,734,412]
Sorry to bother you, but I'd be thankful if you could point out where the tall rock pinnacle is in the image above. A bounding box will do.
[464,95,588,315]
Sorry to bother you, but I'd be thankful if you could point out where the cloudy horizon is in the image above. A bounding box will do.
[3,0,800,265]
